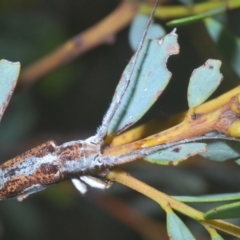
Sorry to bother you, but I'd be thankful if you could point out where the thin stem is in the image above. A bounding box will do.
[19,2,138,86]
[107,169,240,238]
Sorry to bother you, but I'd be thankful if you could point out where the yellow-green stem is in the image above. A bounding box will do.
[107,169,240,237]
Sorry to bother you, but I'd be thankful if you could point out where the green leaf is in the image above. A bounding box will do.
[200,140,240,162]
[167,211,196,240]
[204,201,240,219]
[144,143,206,165]
[0,59,20,121]
[204,18,240,78]
[173,192,240,203]
[108,30,179,134]
[187,59,223,108]
[167,6,225,27]
[129,13,166,51]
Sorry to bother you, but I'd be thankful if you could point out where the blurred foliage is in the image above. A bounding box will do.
[0,0,240,240]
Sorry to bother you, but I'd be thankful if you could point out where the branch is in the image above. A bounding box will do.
[104,86,240,156]
[141,0,240,19]
[18,0,240,86]
[110,86,240,147]
[19,2,138,86]
[107,169,240,238]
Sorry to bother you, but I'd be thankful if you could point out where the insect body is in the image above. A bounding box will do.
[1,1,237,201]
[0,137,116,200]
[0,141,60,200]
[0,2,162,201]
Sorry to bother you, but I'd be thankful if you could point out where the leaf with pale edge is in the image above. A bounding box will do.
[188,59,222,108]
[204,201,240,219]
[144,143,206,165]
[108,30,179,135]
[167,6,225,27]
[173,192,240,203]
[200,141,240,163]
[167,210,196,240]
[0,60,20,122]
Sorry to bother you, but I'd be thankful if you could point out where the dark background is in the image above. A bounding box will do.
[0,0,240,239]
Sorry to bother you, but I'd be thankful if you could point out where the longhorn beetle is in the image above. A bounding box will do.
[0,1,238,201]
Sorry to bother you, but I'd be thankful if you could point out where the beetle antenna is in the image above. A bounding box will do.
[95,0,159,143]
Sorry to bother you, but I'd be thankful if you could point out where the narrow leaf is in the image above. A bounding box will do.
[144,143,206,165]
[108,30,179,135]
[0,60,20,121]
[167,211,196,240]
[173,192,240,203]
[204,201,240,219]
[188,59,223,108]
[167,6,225,27]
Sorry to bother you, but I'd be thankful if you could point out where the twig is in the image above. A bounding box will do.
[104,89,240,156]
[107,169,240,238]
[19,2,138,86]
[110,86,240,147]
[141,0,240,19]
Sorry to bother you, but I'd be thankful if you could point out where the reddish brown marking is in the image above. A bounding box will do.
[35,163,61,185]
[0,162,62,199]
[57,143,82,161]
[40,163,58,175]
[0,175,29,198]
[0,141,56,170]
[34,142,56,158]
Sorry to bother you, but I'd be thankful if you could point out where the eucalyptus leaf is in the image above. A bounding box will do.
[144,143,206,165]
[167,6,225,27]
[108,30,179,134]
[167,211,196,240]
[188,59,223,108]
[129,14,166,51]
[173,192,240,203]
[0,60,20,122]
[200,140,240,162]
[204,201,240,219]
